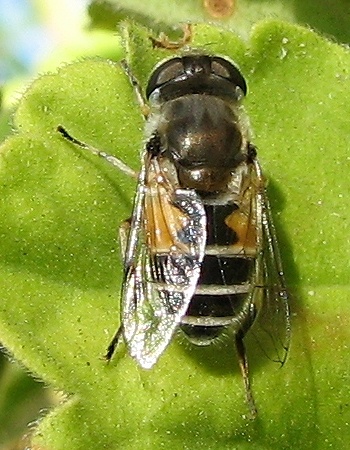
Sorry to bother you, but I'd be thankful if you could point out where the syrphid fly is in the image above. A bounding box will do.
[58,50,290,418]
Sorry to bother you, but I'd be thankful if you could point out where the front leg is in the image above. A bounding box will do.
[121,60,150,119]
[57,126,137,178]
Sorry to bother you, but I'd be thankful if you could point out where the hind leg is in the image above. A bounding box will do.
[235,330,258,419]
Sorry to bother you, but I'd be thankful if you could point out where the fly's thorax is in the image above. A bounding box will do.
[155,94,245,192]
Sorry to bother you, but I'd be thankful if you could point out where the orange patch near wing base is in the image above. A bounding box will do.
[145,188,188,254]
[225,207,257,251]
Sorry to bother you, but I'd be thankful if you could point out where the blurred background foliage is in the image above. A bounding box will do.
[0,0,349,448]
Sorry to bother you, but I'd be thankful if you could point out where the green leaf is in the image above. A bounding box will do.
[0,351,54,447]
[88,0,350,44]
[0,90,12,144]
[0,21,349,450]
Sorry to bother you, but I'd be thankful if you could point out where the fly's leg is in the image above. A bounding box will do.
[104,217,131,361]
[120,59,150,119]
[235,331,258,419]
[119,217,131,260]
[57,58,149,170]
[105,325,123,362]
[57,127,136,362]
[149,24,193,50]
[57,126,137,178]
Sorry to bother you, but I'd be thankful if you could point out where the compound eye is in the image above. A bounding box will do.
[146,58,183,98]
[211,57,247,96]
[211,60,232,79]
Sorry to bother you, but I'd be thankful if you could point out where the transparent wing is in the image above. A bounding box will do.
[122,156,206,368]
[251,159,291,365]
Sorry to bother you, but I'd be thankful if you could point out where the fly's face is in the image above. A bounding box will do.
[58,51,290,419]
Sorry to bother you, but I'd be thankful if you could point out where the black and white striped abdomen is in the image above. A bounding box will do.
[180,202,258,346]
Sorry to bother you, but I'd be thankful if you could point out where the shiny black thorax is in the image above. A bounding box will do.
[147,55,253,345]
[159,95,243,192]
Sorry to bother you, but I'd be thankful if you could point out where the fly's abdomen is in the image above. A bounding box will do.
[180,202,258,345]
